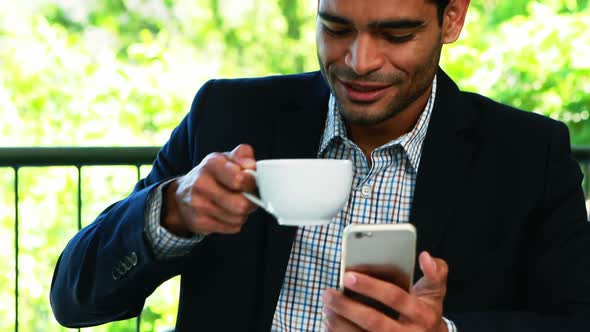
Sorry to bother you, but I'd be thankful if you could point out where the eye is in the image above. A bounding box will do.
[383,33,414,43]
[322,23,351,37]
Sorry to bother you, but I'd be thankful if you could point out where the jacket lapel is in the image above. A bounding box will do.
[411,69,480,271]
[258,72,331,330]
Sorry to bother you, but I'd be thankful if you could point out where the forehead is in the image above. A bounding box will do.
[318,0,436,22]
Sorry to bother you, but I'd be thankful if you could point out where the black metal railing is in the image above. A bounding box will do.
[0,146,589,332]
[0,147,159,332]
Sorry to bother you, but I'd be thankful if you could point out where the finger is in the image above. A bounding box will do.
[191,195,249,226]
[193,171,256,215]
[177,181,249,234]
[323,288,401,332]
[228,144,256,169]
[185,214,243,235]
[414,251,448,292]
[204,153,256,192]
[226,145,257,192]
[419,251,438,284]
[323,306,364,332]
[341,271,420,322]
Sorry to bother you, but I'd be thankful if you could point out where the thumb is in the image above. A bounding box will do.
[229,144,256,169]
[413,251,448,294]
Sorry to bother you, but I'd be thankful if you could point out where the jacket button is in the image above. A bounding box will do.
[129,252,138,266]
[122,252,138,270]
[112,266,123,280]
[113,252,139,280]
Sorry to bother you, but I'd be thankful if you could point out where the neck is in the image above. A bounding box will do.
[347,86,432,160]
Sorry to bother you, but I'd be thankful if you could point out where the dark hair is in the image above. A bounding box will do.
[432,0,450,25]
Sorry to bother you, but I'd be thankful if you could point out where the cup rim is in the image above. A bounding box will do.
[256,158,352,166]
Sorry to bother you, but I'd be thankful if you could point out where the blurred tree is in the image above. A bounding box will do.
[442,1,590,144]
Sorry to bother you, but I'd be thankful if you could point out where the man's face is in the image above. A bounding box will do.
[316,0,444,126]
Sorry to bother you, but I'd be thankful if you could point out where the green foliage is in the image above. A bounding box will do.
[0,1,589,331]
[442,1,590,144]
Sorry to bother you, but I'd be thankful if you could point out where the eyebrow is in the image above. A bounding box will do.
[318,11,425,30]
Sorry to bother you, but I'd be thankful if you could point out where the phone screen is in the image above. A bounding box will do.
[342,264,411,320]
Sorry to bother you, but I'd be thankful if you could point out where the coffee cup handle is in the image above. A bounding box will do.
[241,169,272,213]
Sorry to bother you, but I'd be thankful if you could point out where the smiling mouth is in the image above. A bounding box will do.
[338,79,392,103]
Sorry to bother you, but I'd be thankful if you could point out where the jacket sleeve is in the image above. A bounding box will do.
[448,121,590,331]
[50,80,215,328]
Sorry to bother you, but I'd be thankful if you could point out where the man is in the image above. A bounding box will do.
[51,0,590,331]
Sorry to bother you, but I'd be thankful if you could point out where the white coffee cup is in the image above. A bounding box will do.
[242,159,353,226]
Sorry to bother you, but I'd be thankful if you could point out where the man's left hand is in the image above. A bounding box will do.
[323,251,448,332]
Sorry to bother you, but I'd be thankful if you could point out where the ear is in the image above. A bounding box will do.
[441,0,470,44]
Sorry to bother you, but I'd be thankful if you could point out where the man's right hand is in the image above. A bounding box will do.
[161,144,258,237]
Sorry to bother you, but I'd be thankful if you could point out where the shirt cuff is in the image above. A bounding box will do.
[144,179,205,259]
[443,316,458,332]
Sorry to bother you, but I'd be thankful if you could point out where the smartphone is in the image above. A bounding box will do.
[339,223,417,319]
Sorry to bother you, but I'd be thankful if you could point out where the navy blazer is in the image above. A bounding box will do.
[51,70,590,331]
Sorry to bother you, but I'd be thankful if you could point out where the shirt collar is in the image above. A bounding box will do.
[318,75,437,170]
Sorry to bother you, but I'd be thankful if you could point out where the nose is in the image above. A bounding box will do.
[345,33,384,76]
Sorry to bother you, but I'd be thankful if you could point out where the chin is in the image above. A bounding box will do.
[336,96,401,126]
[339,106,392,126]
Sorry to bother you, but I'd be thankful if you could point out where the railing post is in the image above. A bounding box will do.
[77,166,83,231]
[77,166,82,332]
[136,164,142,332]
[14,167,19,332]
